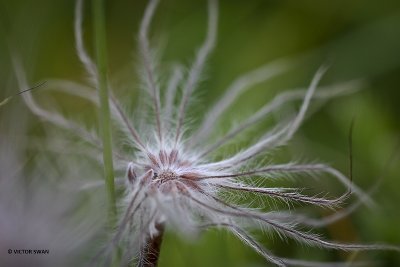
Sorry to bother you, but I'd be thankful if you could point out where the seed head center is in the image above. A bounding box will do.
[157,170,178,182]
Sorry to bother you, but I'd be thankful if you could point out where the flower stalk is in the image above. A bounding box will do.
[92,0,117,226]
[140,224,165,267]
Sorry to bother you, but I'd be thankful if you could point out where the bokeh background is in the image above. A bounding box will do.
[1,0,400,266]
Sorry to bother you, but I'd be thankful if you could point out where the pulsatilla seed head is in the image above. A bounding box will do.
[128,149,205,195]
[14,0,399,265]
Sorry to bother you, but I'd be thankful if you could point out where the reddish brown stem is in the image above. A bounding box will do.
[139,224,165,267]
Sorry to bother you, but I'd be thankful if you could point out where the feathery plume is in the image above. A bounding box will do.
[13,0,399,266]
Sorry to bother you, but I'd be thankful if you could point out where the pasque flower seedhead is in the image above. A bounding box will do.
[12,0,400,266]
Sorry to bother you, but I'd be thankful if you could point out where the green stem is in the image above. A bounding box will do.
[92,0,117,226]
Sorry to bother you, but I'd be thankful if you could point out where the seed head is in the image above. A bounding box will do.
[12,0,400,266]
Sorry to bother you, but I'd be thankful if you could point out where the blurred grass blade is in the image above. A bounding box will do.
[92,0,117,226]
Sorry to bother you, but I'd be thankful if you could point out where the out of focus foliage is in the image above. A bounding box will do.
[0,0,399,266]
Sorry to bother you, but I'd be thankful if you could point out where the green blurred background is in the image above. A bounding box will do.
[1,0,400,266]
